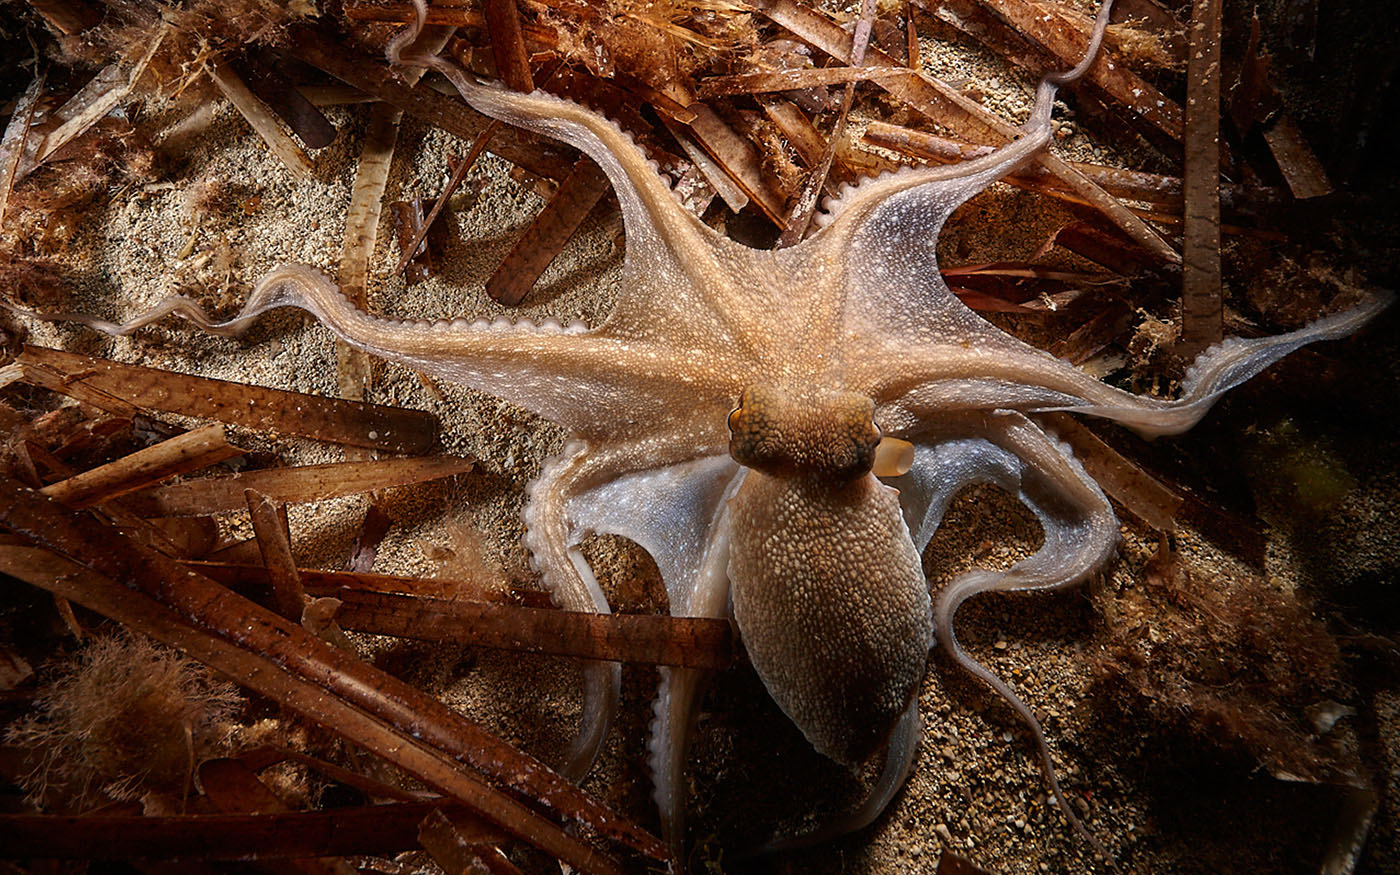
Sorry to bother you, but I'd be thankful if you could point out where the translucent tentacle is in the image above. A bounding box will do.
[552,451,743,849]
[640,479,740,853]
[15,263,739,439]
[931,413,1118,860]
[758,698,922,853]
[873,292,1392,440]
[1072,291,1394,437]
[526,441,740,791]
[523,442,624,779]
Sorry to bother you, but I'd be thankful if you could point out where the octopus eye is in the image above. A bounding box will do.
[727,405,742,433]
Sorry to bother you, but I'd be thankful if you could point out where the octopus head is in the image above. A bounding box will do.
[727,385,912,481]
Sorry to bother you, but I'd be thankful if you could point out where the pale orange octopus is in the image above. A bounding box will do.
[47,0,1390,858]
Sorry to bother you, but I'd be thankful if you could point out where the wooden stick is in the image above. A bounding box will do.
[1179,0,1224,355]
[18,346,440,455]
[39,425,243,509]
[331,589,736,669]
[123,455,475,517]
[486,157,610,305]
[244,489,304,622]
[0,803,474,860]
[208,57,313,180]
[0,480,667,866]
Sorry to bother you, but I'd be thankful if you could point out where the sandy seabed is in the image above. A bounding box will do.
[10,54,1400,875]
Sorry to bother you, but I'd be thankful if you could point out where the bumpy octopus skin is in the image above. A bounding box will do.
[51,0,1392,856]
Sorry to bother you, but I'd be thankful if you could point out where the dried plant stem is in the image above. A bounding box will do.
[17,347,440,454]
[419,807,524,875]
[1262,114,1333,199]
[657,114,749,213]
[244,490,304,622]
[0,75,43,232]
[697,65,902,98]
[779,0,876,246]
[331,590,735,669]
[0,480,666,868]
[186,560,552,605]
[207,57,313,180]
[237,745,433,803]
[38,425,243,510]
[1179,0,1224,356]
[0,801,486,860]
[1041,414,1182,530]
[681,103,787,222]
[486,157,610,305]
[483,0,534,93]
[395,123,497,277]
[865,123,1172,206]
[124,455,475,517]
[337,102,402,405]
[336,23,454,417]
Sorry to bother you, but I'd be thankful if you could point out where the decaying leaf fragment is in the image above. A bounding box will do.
[0,801,493,860]
[122,455,476,516]
[1092,535,1359,786]
[39,424,243,509]
[16,347,440,454]
[1179,0,1224,356]
[207,56,314,180]
[330,589,735,669]
[0,478,668,872]
[486,157,610,305]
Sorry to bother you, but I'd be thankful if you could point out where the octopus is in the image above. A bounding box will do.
[36,0,1390,863]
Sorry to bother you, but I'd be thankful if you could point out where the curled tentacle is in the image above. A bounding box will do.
[1085,291,1395,437]
[1,265,355,339]
[12,263,740,440]
[870,292,1393,442]
[931,413,1118,861]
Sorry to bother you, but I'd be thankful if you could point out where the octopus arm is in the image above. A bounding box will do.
[56,264,739,439]
[520,439,736,782]
[868,292,1391,439]
[560,453,743,851]
[562,454,742,615]
[804,1,1117,287]
[894,413,1118,853]
[885,432,1031,553]
[1060,291,1394,437]
[389,0,731,297]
